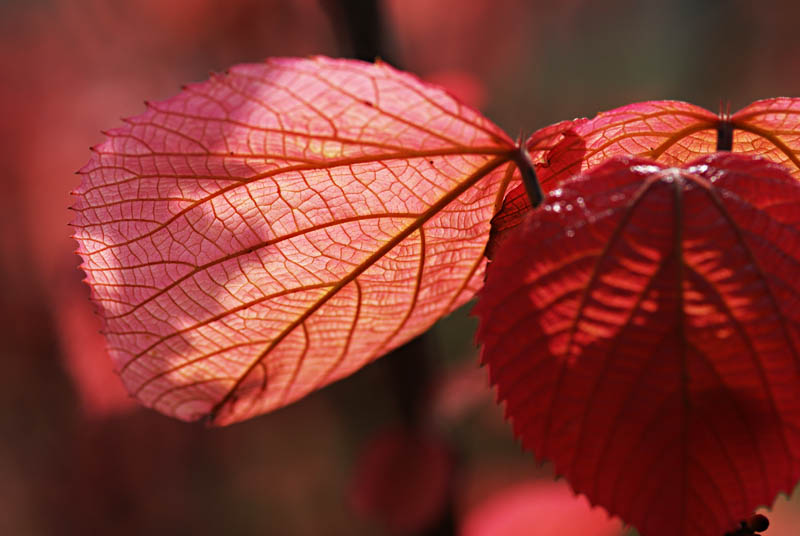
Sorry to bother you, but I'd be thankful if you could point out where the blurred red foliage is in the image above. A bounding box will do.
[756,490,800,536]
[460,480,623,536]
[349,427,454,534]
[3,0,800,534]
[52,279,136,418]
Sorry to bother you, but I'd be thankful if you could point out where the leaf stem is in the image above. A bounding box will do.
[717,100,733,151]
[717,120,734,151]
[512,144,544,208]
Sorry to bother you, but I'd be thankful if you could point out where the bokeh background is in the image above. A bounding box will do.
[2,0,799,534]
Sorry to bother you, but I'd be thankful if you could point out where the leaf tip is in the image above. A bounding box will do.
[306,54,327,64]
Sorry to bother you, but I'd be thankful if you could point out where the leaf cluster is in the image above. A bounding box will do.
[72,57,800,536]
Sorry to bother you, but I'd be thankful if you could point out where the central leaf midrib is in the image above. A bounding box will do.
[206,154,512,422]
[670,172,690,535]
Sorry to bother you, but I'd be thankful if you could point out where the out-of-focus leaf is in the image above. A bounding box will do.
[476,154,800,536]
[431,357,492,422]
[349,427,453,534]
[72,56,519,425]
[53,282,137,418]
[460,480,624,536]
[424,70,488,110]
[489,98,800,254]
[756,486,800,536]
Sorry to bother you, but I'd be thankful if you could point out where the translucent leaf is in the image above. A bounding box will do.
[72,57,518,424]
[476,154,800,536]
[489,98,800,254]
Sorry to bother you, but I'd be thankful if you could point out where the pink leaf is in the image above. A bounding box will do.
[349,427,453,534]
[475,153,800,536]
[460,480,624,536]
[72,57,518,425]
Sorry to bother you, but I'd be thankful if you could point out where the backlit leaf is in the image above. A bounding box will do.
[72,57,519,425]
[489,98,800,254]
[487,119,586,259]
[475,154,800,536]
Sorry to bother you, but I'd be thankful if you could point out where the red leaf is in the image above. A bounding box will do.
[475,153,800,536]
[53,281,138,418]
[460,479,623,536]
[489,98,800,254]
[349,427,453,534]
[71,57,519,425]
[487,120,587,259]
[431,355,492,421]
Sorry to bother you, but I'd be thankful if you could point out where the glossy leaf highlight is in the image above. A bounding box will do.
[490,98,800,254]
[476,154,800,536]
[72,57,518,425]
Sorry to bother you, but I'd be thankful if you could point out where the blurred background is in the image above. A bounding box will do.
[1,0,799,534]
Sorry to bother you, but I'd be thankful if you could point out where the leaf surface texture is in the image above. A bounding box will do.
[489,98,800,254]
[72,57,516,424]
[476,154,800,536]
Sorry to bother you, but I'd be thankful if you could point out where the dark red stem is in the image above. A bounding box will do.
[513,145,544,208]
[717,119,734,151]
